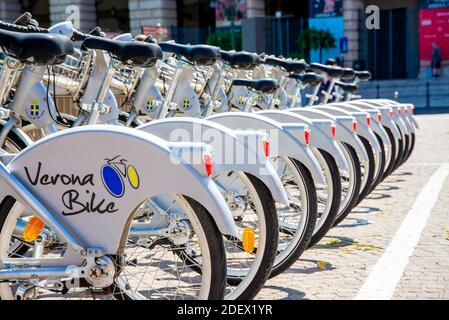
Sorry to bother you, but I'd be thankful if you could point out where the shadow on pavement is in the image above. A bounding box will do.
[262,285,306,300]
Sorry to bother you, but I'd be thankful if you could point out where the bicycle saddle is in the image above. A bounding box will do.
[82,36,162,67]
[0,28,73,65]
[289,72,324,86]
[232,79,279,94]
[309,63,343,78]
[264,57,308,73]
[335,81,358,94]
[341,68,356,81]
[159,42,221,66]
[355,70,372,81]
[220,50,261,69]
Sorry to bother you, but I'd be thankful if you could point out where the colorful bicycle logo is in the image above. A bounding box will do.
[182,97,192,111]
[101,156,140,198]
[145,98,157,112]
[29,99,45,120]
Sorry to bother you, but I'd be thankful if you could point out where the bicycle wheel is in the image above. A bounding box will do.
[269,157,317,278]
[220,173,278,300]
[404,132,415,163]
[0,194,227,300]
[333,143,362,226]
[357,137,375,203]
[308,150,341,248]
[382,127,397,178]
[369,133,386,192]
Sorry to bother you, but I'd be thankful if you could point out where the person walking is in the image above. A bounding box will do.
[431,42,442,78]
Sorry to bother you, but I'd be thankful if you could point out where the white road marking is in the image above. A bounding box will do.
[355,164,449,300]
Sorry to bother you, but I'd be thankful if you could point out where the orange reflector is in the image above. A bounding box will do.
[366,116,371,127]
[331,124,337,139]
[242,227,255,253]
[23,216,45,242]
[203,153,213,177]
[263,139,270,157]
[353,121,357,133]
[304,129,310,145]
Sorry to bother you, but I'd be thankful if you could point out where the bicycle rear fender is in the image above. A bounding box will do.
[289,108,370,163]
[358,100,410,136]
[403,103,419,129]
[2,126,239,254]
[347,101,402,140]
[137,118,289,205]
[257,110,349,171]
[206,113,326,185]
[334,103,392,148]
[313,106,382,153]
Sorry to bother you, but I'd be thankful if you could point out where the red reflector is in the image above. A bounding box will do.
[390,110,393,118]
[398,108,401,116]
[405,107,408,114]
[411,106,415,114]
[263,139,270,157]
[366,116,371,127]
[203,153,213,177]
[377,113,382,122]
[353,121,357,133]
[304,129,310,145]
[331,124,337,139]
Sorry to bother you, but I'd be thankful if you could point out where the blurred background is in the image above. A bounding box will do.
[1,0,449,110]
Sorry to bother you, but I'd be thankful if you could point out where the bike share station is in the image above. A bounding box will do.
[2,10,443,304]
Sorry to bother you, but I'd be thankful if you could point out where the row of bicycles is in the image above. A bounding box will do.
[0,13,418,300]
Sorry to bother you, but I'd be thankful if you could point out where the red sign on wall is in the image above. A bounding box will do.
[419,8,449,61]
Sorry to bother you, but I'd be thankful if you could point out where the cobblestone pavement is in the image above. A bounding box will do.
[256,113,449,300]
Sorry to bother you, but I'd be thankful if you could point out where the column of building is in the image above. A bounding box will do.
[49,0,97,32]
[128,0,177,35]
[343,0,364,68]
[246,0,265,18]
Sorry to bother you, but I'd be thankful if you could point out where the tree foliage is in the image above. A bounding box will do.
[207,31,242,51]
[298,28,336,63]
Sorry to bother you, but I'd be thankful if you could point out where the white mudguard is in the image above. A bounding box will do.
[289,108,370,163]
[331,103,392,155]
[313,106,382,153]
[257,110,349,171]
[2,126,239,255]
[343,101,402,140]
[358,100,410,137]
[206,112,326,185]
[137,118,289,205]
